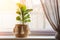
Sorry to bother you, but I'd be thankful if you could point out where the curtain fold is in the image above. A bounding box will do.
[40,0,60,32]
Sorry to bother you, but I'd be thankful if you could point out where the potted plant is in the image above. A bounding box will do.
[13,3,33,38]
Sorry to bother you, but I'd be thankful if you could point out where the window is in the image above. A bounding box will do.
[0,0,55,35]
[26,0,54,31]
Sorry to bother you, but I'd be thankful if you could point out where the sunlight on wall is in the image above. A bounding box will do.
[0,0,16,11]
[0,0,17,32]
[14,0,20,3]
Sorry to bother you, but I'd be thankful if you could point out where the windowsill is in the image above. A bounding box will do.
[0,31,55,40]
[0,36,55,40]
[0,31,55,36]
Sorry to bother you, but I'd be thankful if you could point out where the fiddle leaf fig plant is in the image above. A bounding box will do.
[16,3,33,24]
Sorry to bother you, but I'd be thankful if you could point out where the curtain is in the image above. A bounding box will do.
[40,0,60,32]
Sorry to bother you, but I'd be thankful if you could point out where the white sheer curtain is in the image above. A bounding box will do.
[40,0,60,32]
[26,0,53,31]
[26,0,45,31]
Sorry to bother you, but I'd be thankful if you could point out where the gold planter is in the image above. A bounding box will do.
[13,24,30,38]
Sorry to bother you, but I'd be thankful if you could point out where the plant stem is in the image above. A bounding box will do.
[20,9,24,24]
[22,12,24,25]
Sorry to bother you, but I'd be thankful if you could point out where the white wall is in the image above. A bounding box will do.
[0,0,16,32]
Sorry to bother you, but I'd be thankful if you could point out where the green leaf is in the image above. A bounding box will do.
[16,8,21,15]
[16,11,20,15]
[23,9,33,16]
[26,9,33,12]
[16,16,21,21]
[24,14,30,20]
[23,11,28,15]
[21,5,26,12]
[24,19,31,23]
